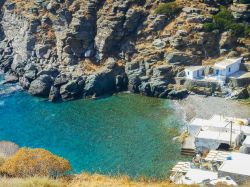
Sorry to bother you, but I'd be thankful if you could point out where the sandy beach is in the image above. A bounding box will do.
[173,95,250,122]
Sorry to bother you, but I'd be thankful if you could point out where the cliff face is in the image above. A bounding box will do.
[0,0,249,101]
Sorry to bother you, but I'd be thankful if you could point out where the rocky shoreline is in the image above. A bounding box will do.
[0,0,249,102]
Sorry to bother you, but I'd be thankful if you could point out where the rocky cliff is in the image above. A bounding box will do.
[0,0,249,101]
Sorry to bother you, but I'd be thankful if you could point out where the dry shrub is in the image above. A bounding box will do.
[68,173,197,187]
[0,176,66,187]
[0,148,71,177]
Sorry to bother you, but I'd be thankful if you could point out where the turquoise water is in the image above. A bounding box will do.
[0,73,185,179]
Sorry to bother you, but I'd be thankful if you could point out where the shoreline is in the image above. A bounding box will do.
[172,95,250,123]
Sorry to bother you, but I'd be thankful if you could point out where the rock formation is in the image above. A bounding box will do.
[0,0,249,101]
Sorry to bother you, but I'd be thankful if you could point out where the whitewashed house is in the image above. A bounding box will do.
[213,57,243,77]
[218,151,250,184]
[185,66,205,80]
[204,150,250,185]
[189,115,250,136]
[194,129,240,152]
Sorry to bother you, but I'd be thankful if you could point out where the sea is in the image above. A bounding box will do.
[0,73,186,179]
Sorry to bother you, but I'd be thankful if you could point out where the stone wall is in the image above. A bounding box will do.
[229,77,250,87]
[218,171,250,185]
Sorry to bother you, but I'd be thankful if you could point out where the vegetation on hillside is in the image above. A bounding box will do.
[203,6,250,37]
[0,146,197,187]
[0,176,66,187]
[0,148,71,177]
[155,2,181,17]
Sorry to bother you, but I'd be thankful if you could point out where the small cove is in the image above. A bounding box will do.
[0,73,186,179]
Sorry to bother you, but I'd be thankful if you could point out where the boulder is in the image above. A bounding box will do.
[152,39,166,49]
[60,79,84,100]
[35,45,51,59]
[49,86,61,102]
[11,55,26,75]
[54,74,70,87]
[165,52,201,65]
[24,63,41,80]
[127,73,141,93]
[37,67,60,78]
[19,76,31,89]
[84,69,117,97]
[0,57,13,73]
[150,80,169,98]
[115,74,128,92]
[139,82,152,96]
[231,87,249,99]
[0,141,19,158]
[168,89,189,99]
[28,75,53,97]
[2,75,18,84]
[219,32,236,50]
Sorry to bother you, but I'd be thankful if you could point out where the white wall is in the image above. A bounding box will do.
[185,69,204,80]
[185,70,194,79]
[214,58,242,77]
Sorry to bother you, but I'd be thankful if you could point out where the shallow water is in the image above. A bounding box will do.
[0,74,185,179]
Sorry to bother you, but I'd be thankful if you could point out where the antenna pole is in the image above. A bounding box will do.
[230,121,233,147]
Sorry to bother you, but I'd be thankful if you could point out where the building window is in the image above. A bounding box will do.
[202,70,205,76]
[187,72,189,75]
[229,67,231,73]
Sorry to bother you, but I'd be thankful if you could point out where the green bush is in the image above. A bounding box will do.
[239,0,250,4]
[245,26,250,36]
[203,23,217,32]
[203,6,249,37]
[155,2,181,17]
[228,23,245,36]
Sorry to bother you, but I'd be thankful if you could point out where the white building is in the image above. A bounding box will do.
[189,115,250,136]
[204,150,250,184]
[170,160,237,185]
[185,66,205,80]
[218,151,250,184]
[213,57,243,77]
[195,129,239,152]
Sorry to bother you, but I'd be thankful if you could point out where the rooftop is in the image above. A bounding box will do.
[190,115,250,135]
[185,66,205,72]
[214,57,243,69]
[196,129,238,143]
[219,152,250,176]
[184,169,218,184]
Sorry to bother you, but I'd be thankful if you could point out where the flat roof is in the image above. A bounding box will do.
[190,115,250,135]
[185,66,205,72]
[214,58,242,69]
[185,169,218,184]
[196,130,238,143]
[219,152,250,176]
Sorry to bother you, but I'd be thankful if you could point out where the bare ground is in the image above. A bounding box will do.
[173,95,250,122]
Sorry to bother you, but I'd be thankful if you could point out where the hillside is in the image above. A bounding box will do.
[0,0,249,101]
